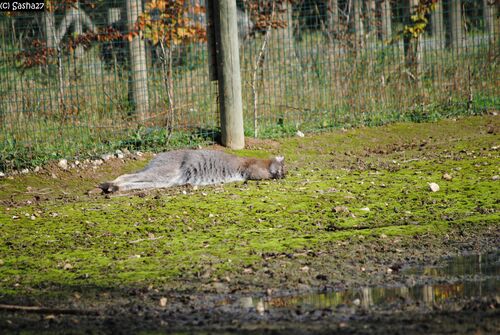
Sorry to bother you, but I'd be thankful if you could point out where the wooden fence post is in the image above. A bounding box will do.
[209,0,245,149]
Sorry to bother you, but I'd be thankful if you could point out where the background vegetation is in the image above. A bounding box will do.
[0,0,498,171]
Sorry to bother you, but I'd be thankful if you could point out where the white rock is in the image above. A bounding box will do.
[34,166,41,172]
[255,300,265,315]
[352,298,361,306]
[0,172,5,178]
[101,154,113,161]
[428,182,440,192]
[360,207,370,212]
[492,175,499,181]
[296,130,305,138]
[93,159,104,166]
[21,169,29,174]
[58,159,68,170]
[136,151,143,157]
[442,173,452,181]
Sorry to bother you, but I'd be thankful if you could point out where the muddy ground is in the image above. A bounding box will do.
[0,115,499,333]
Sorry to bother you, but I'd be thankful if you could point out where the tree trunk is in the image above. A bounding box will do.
[43,11,56,49]
[431,0,445,49]
[367,0,376,34]
[126,0,149,122]
[379,0,392,42]
[483,0,497,41]
[73,1,84,58]
[404,0,422,81]
[448,0,463,50]
[352,0,364,51]
[327,0,339,37]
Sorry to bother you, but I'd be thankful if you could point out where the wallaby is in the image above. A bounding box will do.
[100,149,285,193]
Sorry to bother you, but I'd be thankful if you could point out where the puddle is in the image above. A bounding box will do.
[237,251,499,312]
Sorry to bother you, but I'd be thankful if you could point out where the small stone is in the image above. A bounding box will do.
[74,160,80,166]
[352,298,361,306]
[255,300,265,315]
[0,172,5,178]
[239,297,253,308]
[136,151,143,157]
[442,173,453,181]
[116,153,125,159]
[21,169,29,174]
[333,206,349,213]
[492,175,499,181]
[300,265,310,272]
[30,215,36,220]
[34,166,41,173]
[101,154,113,161]
[360,207,370,212]
[58,159,68,170]
[380,233,387,239]
[63,263,73,270]
[387,268,393,274]
[428,182,440,192]
[159,297,168,307]
[296,130,305,138]
[93,159,104,166]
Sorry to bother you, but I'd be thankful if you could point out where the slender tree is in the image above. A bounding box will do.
[126,0,149,121]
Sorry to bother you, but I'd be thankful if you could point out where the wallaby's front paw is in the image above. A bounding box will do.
[99,182,120,193]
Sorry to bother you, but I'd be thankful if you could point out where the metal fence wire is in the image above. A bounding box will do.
[0,0,499,171]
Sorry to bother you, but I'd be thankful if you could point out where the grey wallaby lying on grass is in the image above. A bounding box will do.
[100,149,286,193]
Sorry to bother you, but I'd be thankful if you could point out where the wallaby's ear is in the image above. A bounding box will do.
[275,156,285,163]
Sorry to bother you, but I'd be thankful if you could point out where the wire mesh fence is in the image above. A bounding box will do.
[0,0,499,171]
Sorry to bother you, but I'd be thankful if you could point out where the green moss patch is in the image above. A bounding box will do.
[0,115,498,294]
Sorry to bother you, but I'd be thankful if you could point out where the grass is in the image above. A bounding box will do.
[0,115,498,294]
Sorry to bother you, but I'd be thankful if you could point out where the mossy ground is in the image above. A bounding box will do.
[0,116,498,300]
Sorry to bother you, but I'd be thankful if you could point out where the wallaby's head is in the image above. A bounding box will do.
[269,156,286,179]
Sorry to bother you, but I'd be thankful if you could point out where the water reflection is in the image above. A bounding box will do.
[238,251,499,313]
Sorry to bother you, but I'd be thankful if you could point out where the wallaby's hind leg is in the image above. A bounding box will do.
[100,172,180,193]
[115,181,175,191]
